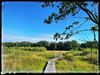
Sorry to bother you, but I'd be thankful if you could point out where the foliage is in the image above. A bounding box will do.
[3,40,98,51]
[79,48,97,55]
[36,41,49,47]
[3,40,99,51]
[86,53,98,65]
[56,42,64,50]
[80,41,98,49]
[55,59,99,72]
[3,47,47,55]
[64,53,77,61]
[71,40,80,50]
[46,42,56,50]
[32,47,47,52]
[79,53,98,65]
[3,47,99,73]
[42,1,98,25]
[41,1,99,46]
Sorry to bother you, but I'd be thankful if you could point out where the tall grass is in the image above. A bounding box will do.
[3,54,47,72]
[3,47,99,73]
[2,47,55,73]
[55,59,99,73]
[55,48,99,72]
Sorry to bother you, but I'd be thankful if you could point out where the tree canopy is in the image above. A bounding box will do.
[3,40,98,50]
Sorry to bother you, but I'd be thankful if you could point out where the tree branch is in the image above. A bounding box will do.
[72,19,88,31]
[72,29,91,36]
[75,2,98,25]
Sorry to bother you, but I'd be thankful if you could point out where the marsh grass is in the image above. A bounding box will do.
[55,48,99,73]
[3,53,47,72]
[2,47,99,73]
[2,47,56,73]
[55,59,99,73]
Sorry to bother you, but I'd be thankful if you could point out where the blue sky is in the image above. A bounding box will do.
[2,2,98,43]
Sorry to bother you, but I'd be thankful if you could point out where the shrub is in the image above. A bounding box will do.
[69,50,82,56]
[82,48,91,55]
[81,48,97,55]
[78,53,98,65]
[64,53,77,61]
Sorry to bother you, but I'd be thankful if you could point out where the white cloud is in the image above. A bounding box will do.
[2,33,55,43]
[2,33,78,43]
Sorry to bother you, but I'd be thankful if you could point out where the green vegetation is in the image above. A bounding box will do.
[55,48,99,73]
[2,1,99,73]
[3,47,47,54]
[3,54,47,72]
[3,47,55,73]
[3,40,98,50]
[2,46,99,73]
[56,59,98,73]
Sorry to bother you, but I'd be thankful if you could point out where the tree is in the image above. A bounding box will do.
[47,42,56,50]
[57,42,64,50]
[71,40,80,50]
[3,42,15,47]
[42,1,99,41]
[80,41,98,49]
[36,41,49,47]
[42,1,99,68]
[63,41,72,50]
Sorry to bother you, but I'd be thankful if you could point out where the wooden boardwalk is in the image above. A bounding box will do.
[44,58,58,73]
[44,54,63,73]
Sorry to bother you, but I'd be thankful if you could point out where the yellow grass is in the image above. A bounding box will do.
[47,50,68,54]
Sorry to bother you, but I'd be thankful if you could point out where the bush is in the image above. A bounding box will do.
[82,48,91,55]
[81,48,97,55]
[64,52,77,61]
[69,50,82,56]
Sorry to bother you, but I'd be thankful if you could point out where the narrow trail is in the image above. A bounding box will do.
[44,54,63,73]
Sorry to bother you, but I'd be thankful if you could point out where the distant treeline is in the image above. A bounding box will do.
[3,40,98,50]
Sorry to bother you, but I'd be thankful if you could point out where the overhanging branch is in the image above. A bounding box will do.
[75,2,98,25]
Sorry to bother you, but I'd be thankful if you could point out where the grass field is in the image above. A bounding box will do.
[2,47,99,73]
[2,47,54,73]
[55,49,99,73]
[2,47,67,73]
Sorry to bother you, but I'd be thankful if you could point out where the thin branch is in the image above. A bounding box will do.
[74,17,88,19]
[72,19,88,31]
[78,38,87,43]
[71,29,91,36]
